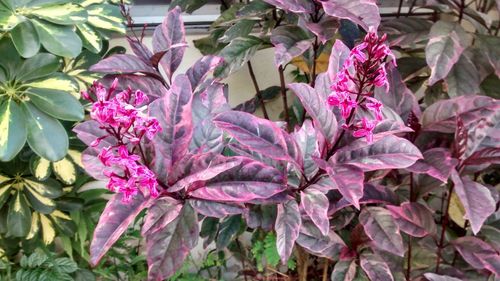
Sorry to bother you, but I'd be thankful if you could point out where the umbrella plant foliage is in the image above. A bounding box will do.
[79,1,499,281]
[0,0,125,58]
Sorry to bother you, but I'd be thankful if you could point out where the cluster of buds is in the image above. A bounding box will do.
[328,32,395,143]
[82,80,162,202]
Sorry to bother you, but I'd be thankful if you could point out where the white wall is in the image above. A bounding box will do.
[110,33,294,120]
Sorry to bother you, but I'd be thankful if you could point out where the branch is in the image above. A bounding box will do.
[247,61,270,120]
[278,65,290,130]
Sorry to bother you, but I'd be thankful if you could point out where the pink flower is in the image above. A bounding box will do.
[373,63,389,90]
[338,93,357,119]
[134,90,149,105]
[353,118,377,143]
[98,147,115,166]
[366,98,383,121]
[350,43,368,62]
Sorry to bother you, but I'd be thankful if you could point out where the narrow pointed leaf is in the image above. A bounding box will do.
[152,6,186,80]
[261,0,314,13]
[407,148,458,182]
[289,83,338,146]
[424,273,462,281]
[453,236,500,275]
[359,207,404,256]
[271,25,312,67]
[189,199,244,218]
[146,204,198,281]
[445,51,481,96]
[214,36,263,78]
[275,200,301,263]
[149,74,193,173]
[292,120,323,180]
[185,55,223,89]
[90,193,149,266]
[450,170,495,234]
[331,259,357,281]
[90,54,159,76]
[142,197,182,236]
[328,40,351,83]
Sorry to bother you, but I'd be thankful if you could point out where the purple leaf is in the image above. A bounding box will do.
[386,202,436,237]
[334,135,423,171]
[327,40,351,82]
[297,220,345,258]
[189,199,245,218]
[168,153,243,192]
[452,236,500,276]
[152,6,187,80]
[261,0,314,13]
[426,21,470,85]
[81,148,111,180]
[270,25,312,67]
[359,206,405,257]
[245,205,277,231]
[445,50,481,97]
[465,111,500,158]
[330,259,357,281]
[374,64,421,121]
[146,204,199,281]
[142,197,182,235]
[407,148,458,182]
[185,55,224,90]
[90,193,150,266]
[100,74,168,100]
[301,188,329,235]
[189,158,286,203]
[90,54,160,77]
[321,0,380,31]
[380,18,433,47]
[465,147,500,166]
[300,16,339,44]
[190,120,225,154]
[292,120,324,180]
[127,37,154,65]
[288,83,338,147]
[275,200,301,263]
[213,111,298,165]
[330,183,399,215]
[149,74,193,174]
[424,273,462,281]
[422,95,499,133]
[360,253,394,281]
[316,159,364,209]
[450,170,496,234]
[74,120,115,148]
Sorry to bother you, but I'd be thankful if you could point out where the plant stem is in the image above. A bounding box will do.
[248,61,270,120]
[278,65,290,130]
[406,173,415,280]
[458,0,465,23]
[322,258,329,281]
[396,0,404,18]
[310,37,319,88]
[435,183,454,273]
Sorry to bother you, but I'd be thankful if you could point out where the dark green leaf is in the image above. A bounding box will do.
[10,20,40,58]
[7,191,31,237]
[214,35,263,78]
[27,88,84,121]
[16,53,60,81]
[216,215,243,250]
[22,103,68,161]
[31,19,82,58]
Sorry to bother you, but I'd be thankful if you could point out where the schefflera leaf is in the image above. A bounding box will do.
[0,99,27,161]
[359,206,404,257]
[450,170,495,234]
[146,203,199,281]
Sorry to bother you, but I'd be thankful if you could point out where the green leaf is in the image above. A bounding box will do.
[22,102,68,161]
[7,190,31,237]
[25,72,79,94]
[10,20,40,58]
[214,35,263,78]
[0,7,23,31]
[86,4,125,34]
[24,177,62,199]
[76,23,102,53]
[0,99,27,161]
[170,0,208,14]
[53,258,78,273]
[28,3,87,25]
[52,157,77,184]
[31,19,82,58]
[0,183,11,209]
[23,182,56,214]
[0,38,23,79]
[27,88,84,121]
[29,155,52,181]
[216,215,243,250]
[219,19,256,43]
[445,51,481,97]
[16,53,60,81]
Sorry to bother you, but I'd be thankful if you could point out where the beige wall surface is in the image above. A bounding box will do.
[110,33,294,120]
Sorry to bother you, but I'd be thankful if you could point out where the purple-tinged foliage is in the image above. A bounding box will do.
[77,2,500,280]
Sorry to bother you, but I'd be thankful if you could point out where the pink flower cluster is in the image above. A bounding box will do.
[82,80,162,202]
[328,32,395,143]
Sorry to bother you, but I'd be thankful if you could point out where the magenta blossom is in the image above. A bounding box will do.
[82,80,162,202]
[328,32,395,143]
